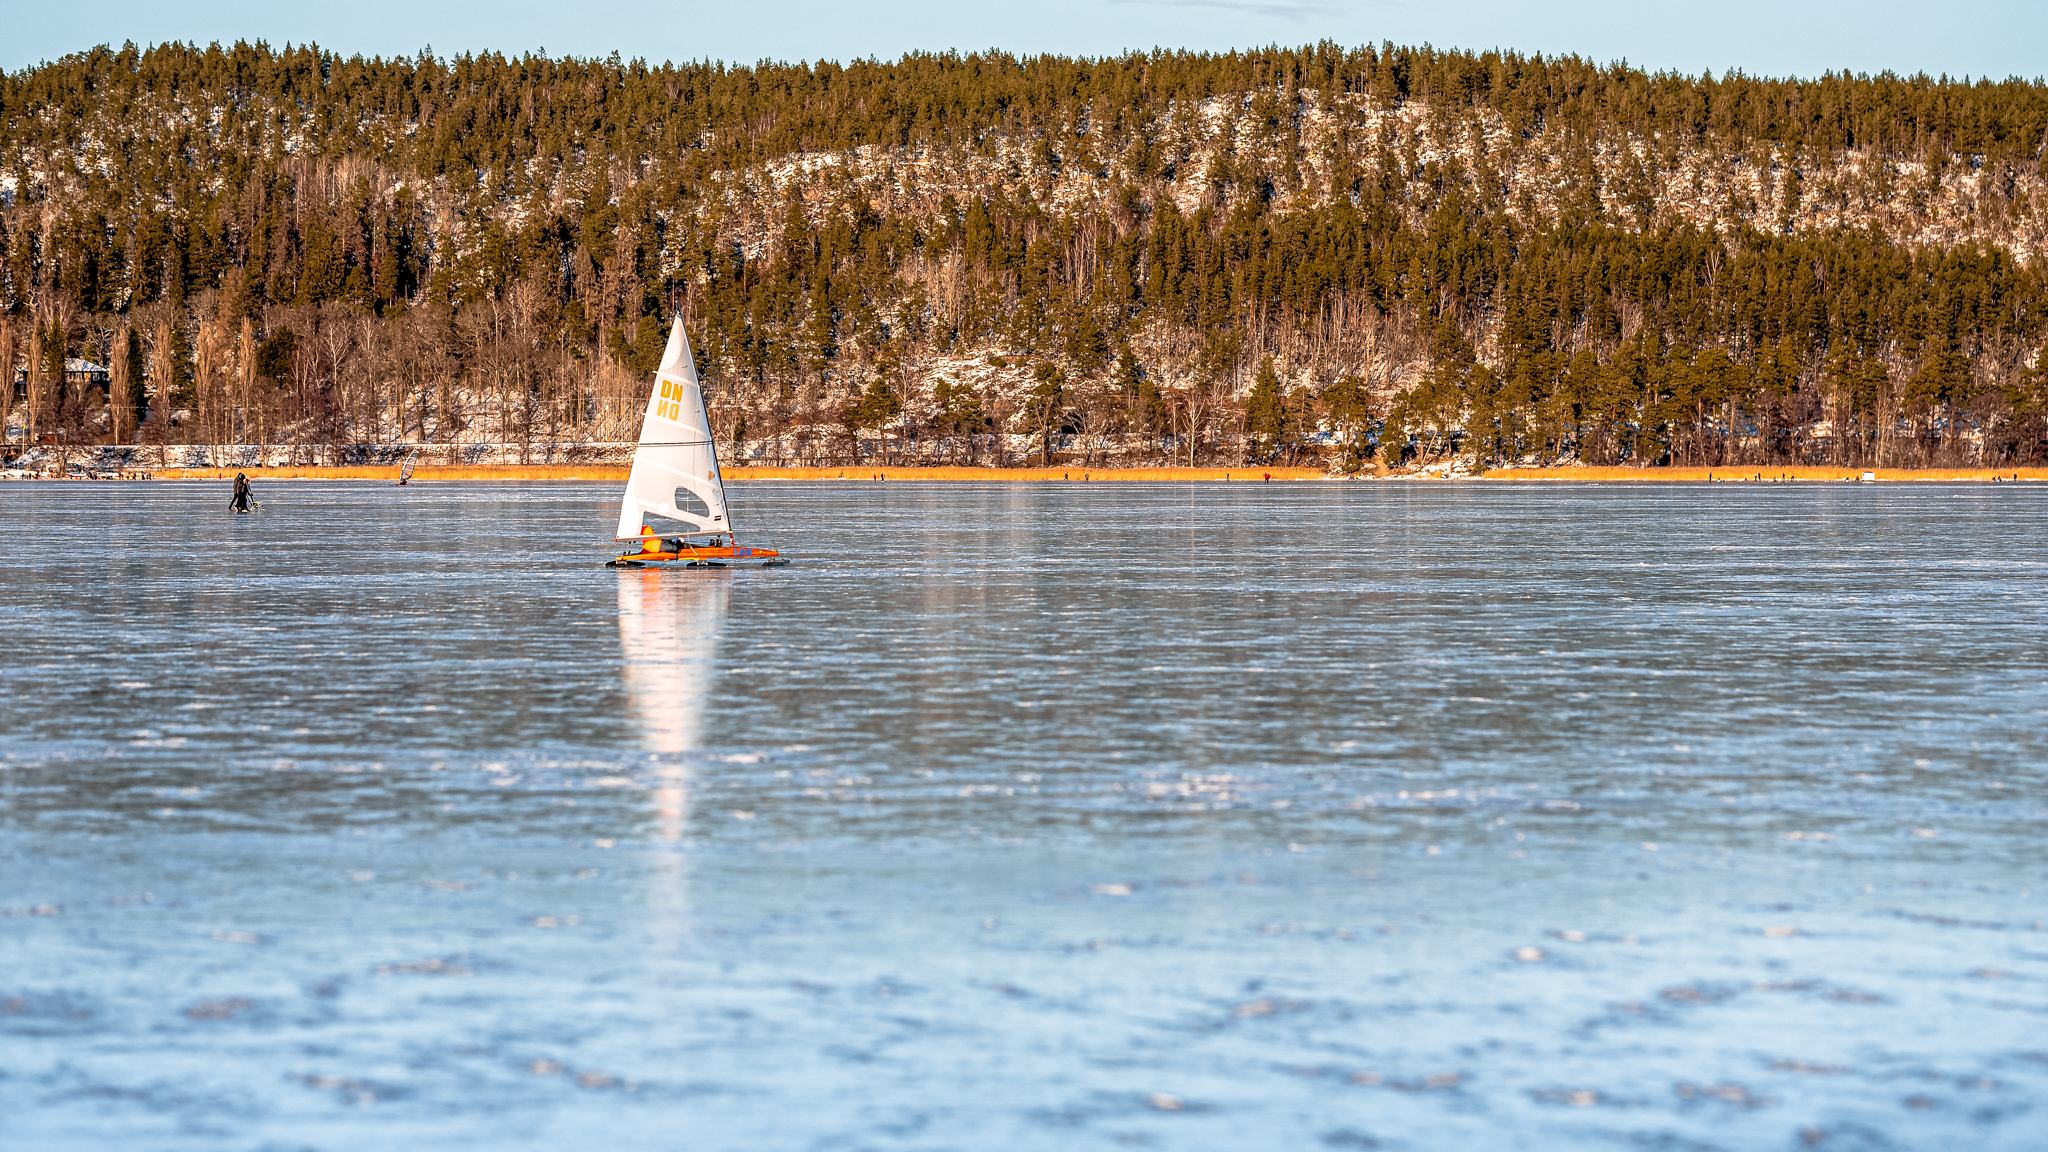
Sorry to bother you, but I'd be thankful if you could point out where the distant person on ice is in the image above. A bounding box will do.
[230,472,251,513]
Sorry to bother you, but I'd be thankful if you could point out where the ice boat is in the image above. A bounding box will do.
[606,317,787,569]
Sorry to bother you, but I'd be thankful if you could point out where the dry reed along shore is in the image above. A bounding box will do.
[154,465,1332,482]
[138,464,2048,483]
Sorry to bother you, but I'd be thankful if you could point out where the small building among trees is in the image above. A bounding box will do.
[11,358,112,399]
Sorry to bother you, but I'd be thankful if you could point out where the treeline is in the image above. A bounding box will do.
[4,41,2048,467]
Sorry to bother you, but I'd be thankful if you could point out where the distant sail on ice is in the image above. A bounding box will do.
[613,318,729,540]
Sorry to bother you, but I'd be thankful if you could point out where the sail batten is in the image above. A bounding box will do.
[613,318,730,541]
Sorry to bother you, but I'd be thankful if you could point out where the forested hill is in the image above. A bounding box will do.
[5,41,2048,468]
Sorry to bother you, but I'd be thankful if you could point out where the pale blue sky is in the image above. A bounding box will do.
[9,0,2042,81]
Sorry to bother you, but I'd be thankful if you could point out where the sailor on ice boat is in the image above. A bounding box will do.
[606,316,788,569]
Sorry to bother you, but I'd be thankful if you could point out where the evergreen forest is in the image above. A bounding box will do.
[5,40,2048,467]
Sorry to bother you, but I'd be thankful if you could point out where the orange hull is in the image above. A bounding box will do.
[608,543,783,566]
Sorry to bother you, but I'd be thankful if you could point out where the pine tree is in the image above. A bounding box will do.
[1245,358,1285,459]
[1024,364,1066,465]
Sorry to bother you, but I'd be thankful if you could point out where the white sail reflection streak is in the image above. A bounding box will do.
[616,570,729,840]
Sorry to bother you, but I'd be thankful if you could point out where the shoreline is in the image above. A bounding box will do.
[137,464,1335,482]
[13,463,2047,483]
[1481,465,2048,482]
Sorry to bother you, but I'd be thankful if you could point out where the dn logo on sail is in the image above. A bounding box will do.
[656,378,686,423]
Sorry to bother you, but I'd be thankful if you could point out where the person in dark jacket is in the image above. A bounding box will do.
[230,473,251,513]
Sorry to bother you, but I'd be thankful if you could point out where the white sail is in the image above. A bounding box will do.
[614,318,730,540]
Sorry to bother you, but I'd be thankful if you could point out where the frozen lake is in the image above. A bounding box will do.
[3,479,2045,1149]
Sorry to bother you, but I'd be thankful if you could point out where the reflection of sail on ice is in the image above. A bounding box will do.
[617,570,729,839]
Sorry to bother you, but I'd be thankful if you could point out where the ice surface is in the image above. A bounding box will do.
[2,480,2045,1147]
